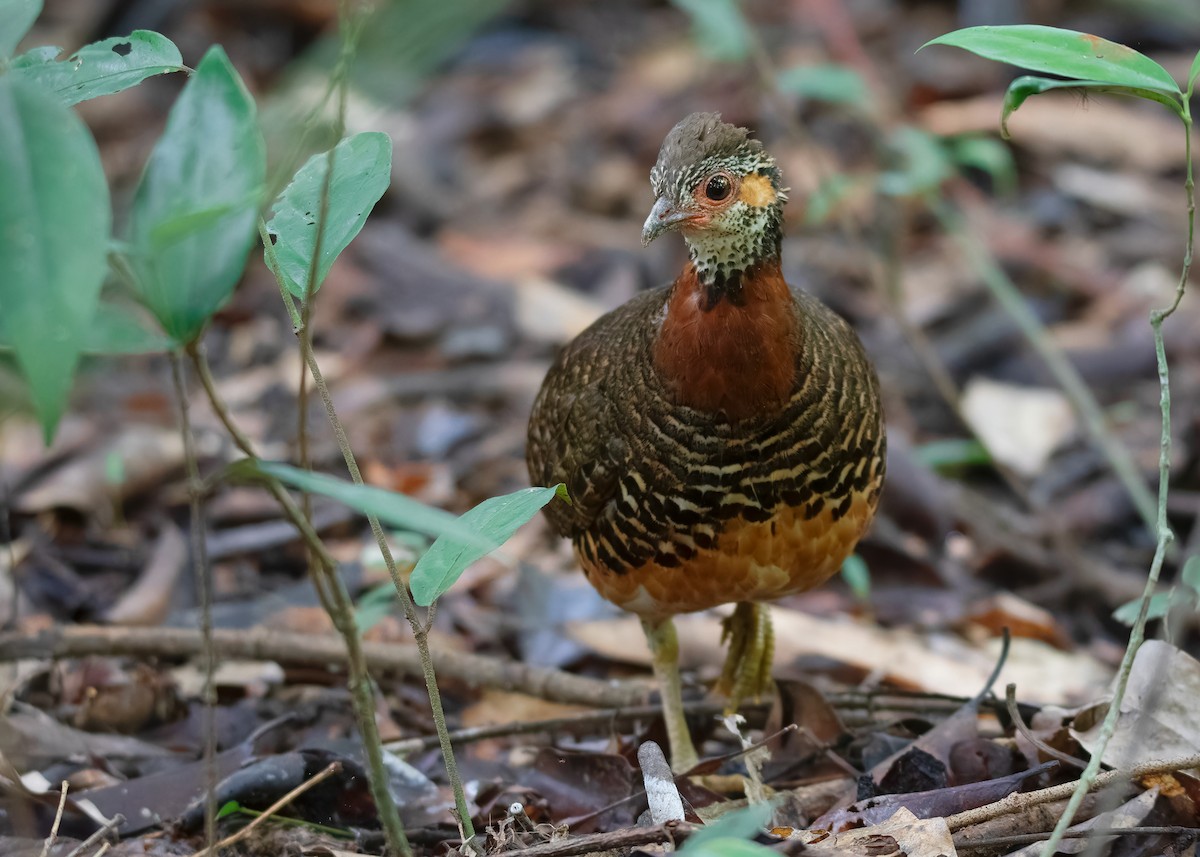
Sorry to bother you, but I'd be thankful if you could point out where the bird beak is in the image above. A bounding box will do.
[641,197,695,246]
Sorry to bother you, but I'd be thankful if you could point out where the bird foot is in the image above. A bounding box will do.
[714,602,774,711]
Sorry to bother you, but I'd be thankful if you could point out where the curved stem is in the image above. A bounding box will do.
[1037,103,1194,857]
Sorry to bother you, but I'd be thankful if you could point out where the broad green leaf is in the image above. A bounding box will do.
[840,553,870,601]
[669,0,751,62]
[410,485,567,606]
[1001,75,1184,136]
[0,0,41,58]
[923,25,1180,97]
[683,804,771,853]
[11,31,184,106]
[0,298,171,355]
[1188,48,1200,98]
[265,131,392,298]
[1183,556,1200,594]
[128,46,265,344]
[216,801,242,820]
[0,77,109,441]
[232,460,496,552]
[878,125,952,197]
[776,64,869,107]
[948,136,1017,195]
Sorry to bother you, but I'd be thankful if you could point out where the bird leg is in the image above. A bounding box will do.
[640,616,700,774]
[715,601,774,711]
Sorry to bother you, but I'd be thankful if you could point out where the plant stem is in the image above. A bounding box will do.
[295,318,479,845]
[186,344,413,857]
[1036,105,1194,857]
[932,198,1160,539]
[167,350,217,851]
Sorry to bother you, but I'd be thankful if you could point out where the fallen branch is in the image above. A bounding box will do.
[944,752,1200,831]
[0,625,648,709]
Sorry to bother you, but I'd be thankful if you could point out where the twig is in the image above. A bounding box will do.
[39,780,68,857]
[384,702,764,754]
[1004,683,1087,771]
[169,351,219,852]
[191,760,341,857]
[63,814,125,857]
[0,625,649,708]
[957,826,1200,854]
[1037,94,1195,857]
[944,751,1200,832]
[497,821,692,857]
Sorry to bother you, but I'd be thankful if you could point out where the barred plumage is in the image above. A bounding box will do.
[525,112,886,771]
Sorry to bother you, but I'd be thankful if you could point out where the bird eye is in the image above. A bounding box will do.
[704,174,732,201]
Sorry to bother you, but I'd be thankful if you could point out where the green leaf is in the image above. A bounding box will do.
[914,438,992,471]
[0,298,171,355]
[216,801,243,820]
[923,25,1181,96]
[0,77,110,441]
[128,45,265,344]
[776,64,869,107]
[1189,49,1200,97]
[11,31,184,106]
[0,0,41,58]
[231,460,497,553]
[668,0,752,62]
[265,131,392,298]
[1001,75,1184,136]
[840,553,870,601]
[1112,588,1199,625]
[683,804,771,853]
[948,136,1017,195]
[1182,556,1200,594]
[410,485,565,606]
[878,125,952,197]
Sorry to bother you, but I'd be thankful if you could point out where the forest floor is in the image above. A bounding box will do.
[3,0,1200,855]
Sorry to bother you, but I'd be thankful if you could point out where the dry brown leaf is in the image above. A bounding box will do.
[798,807,957,857]
[1072,640,1200,770]
[961,379,1076,477]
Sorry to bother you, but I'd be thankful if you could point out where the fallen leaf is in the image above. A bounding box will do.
[961,379,1076,477]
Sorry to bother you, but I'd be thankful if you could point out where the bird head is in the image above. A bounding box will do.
[641,113,787,288]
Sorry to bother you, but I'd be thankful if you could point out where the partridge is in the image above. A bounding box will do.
[527,113,886,771]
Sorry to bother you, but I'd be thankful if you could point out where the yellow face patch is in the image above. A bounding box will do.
[738,173,776,207]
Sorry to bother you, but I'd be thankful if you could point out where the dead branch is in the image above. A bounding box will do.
[0,625,648,709]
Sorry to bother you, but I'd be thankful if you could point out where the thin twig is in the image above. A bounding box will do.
[945,751,1200,832]
[169,351,218,852]
[1036,98,1195,857]
[39,780,68,857]
[1004,683,1086,771]
[191,760,341,857]
[957,825,1200,853]
[62,814,125,857]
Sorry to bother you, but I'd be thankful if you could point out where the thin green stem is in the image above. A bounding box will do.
[1037,105,1194,857]
[262,0,477,845]
[932,198,1159,538]
[187,345,412,857]
[167,351,217,851]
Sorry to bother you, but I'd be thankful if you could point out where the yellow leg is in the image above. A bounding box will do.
[641,616,700,774]
[715,602,774,711]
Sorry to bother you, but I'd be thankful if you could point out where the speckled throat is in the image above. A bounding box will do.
[684,201,783,310]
